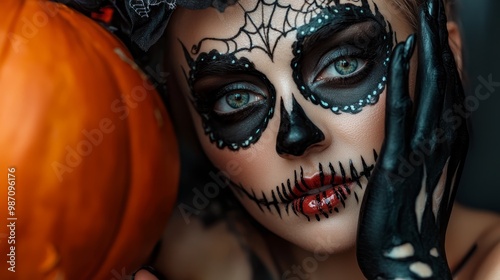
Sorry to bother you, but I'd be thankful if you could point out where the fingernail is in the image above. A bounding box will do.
[403,34,416,60]
[132,265,165,280]
[428,0,438,18]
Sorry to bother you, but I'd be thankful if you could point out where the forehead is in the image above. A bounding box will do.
[170,0,400,61]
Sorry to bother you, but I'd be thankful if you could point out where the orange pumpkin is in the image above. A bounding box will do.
[0,0,179,279]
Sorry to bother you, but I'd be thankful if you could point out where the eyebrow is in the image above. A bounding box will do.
[297,7,382,56]
[181,41,262,83]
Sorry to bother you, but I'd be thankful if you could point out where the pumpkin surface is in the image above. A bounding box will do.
[0,0,179,279]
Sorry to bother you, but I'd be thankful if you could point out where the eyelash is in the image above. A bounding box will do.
[314,47,375,86]
[213,83,265,115]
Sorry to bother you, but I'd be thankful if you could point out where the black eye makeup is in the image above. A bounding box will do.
[180,0,394,151]
[292,3,394,114]
[181,45,276,151]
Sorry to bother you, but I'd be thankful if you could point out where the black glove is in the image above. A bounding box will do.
[356,0,469,278]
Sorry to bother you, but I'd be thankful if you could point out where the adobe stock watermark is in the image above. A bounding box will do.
[177,166,238,225]
[110,267,134,280]
[8,0,72,53]
[392,74,499,180]
[176,109,282,225]
[51,56,169,182]
[281,235,338,280]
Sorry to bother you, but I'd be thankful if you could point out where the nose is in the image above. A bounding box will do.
[276,95,326,157]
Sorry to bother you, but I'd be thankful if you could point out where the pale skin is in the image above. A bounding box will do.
[135,0,500,279]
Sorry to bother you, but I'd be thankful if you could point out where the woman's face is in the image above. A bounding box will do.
[167,0,414,253]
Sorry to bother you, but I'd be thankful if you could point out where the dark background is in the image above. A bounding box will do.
[456,0,500,213]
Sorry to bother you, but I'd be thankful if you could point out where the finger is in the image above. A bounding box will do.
[380,34,415,172]
[132,266,164,280]
[412,0,446,150]
[436,0,469,222]
[437,0,465,124]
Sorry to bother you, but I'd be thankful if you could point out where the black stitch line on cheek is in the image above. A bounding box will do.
[262,191,271,212]
[288,180,298,199]
[276,185,286,203]
[329,162,337,185]
[226,156,378,221]
[342,184,351,195]
[373,149,379,161]
[361,155,373,179]
[294,171,302,194]
[291,2,394,115]
[300,166,310,190]
[276,185,292,216]
[181,45,276,152]
[339,161,347,184]
[319,162,325,186]
[350,159,363,189]
[287,179,294,196]
[231,180,285,216]
[337,185,348,201]
[252,189,265,212]
[271,190,282,218]
[294,170,307,192]
[335,187,346,208]
[281,183,291,201]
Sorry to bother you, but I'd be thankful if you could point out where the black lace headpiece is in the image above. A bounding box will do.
[58,0,237,51]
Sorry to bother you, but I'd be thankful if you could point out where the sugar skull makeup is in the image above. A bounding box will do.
[181,0,395,151]
[168,0,414,254]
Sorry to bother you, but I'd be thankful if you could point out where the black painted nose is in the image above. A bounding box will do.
[276,95,325,157]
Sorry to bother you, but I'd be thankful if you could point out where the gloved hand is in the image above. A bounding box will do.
[356,0,469,278]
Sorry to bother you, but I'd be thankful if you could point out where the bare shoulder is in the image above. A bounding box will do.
[471,211,500,280]
[473,235,500,279]
[446,204,500,279]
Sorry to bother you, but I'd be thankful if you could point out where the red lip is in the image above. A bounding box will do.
[292,172,353,216]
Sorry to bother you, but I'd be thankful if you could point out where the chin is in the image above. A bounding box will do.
[237,188,364,254]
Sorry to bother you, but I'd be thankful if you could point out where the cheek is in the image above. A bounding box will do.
[357,93,386,150]
[194,115,295,197]
[332,50,418,153]
[320,92,387,154]
[193,113,274,180]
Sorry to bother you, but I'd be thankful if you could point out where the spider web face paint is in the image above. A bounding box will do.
[189,0,392,61]
[292,1,395,114]
[190,1,329,60]
[181,0,394,150]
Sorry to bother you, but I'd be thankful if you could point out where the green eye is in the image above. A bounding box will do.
[213,82,266,114]
[315,56,366,82]
[334,58,359,76]
[226,92,250,109]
